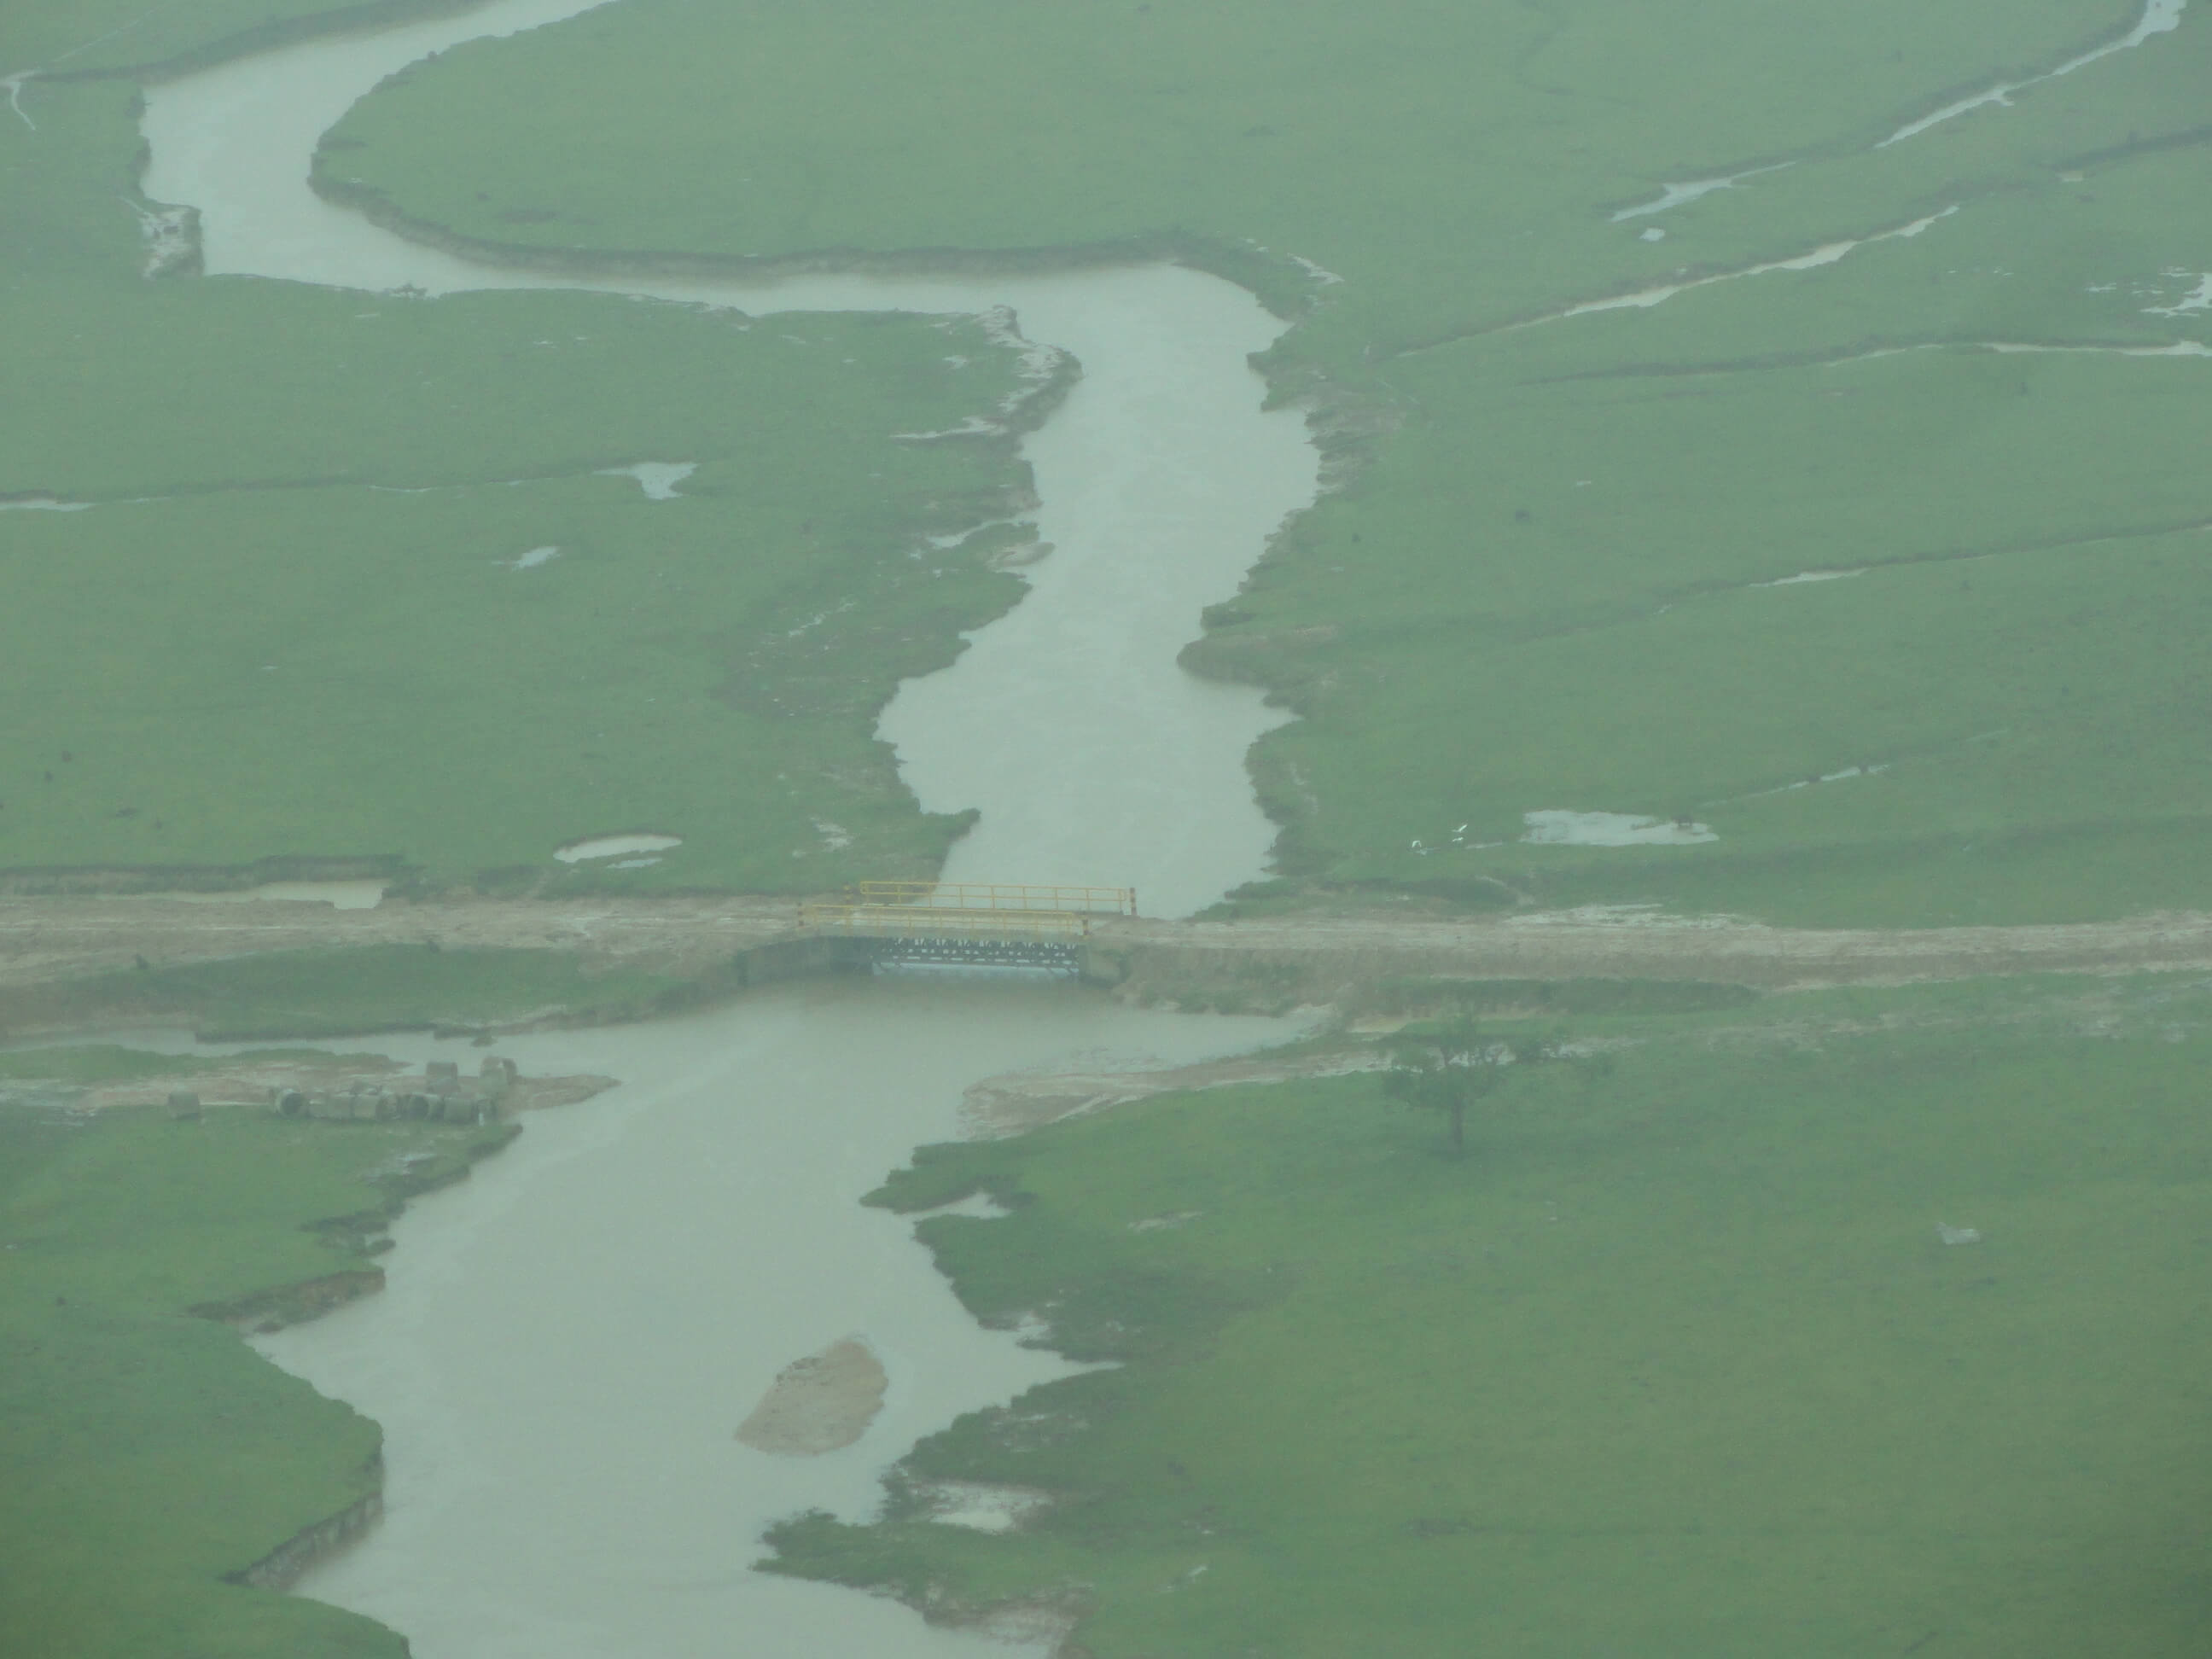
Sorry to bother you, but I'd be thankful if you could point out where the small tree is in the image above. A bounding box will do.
[1382,1019,1569,1155]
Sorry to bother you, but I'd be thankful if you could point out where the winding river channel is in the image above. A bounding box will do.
[134,2,1321,1655]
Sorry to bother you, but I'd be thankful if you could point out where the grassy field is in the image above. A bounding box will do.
[319,0,2212,923]
[0,1063,524,1659]
[3,56,1052,894]
[765,974,2212,1656]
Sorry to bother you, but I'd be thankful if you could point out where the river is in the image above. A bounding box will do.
[139,0,1319,922]
[135,3,1321,1655]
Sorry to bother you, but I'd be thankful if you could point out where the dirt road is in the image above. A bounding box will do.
[1097,905,2212,992]
[0,894,800,990]
[9,894,2212,999]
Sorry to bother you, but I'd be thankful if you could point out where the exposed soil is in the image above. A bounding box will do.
[735,1338,888,1455]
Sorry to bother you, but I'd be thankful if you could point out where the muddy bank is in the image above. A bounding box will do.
[59,1051,613,1116]
[228,1488,386,1592]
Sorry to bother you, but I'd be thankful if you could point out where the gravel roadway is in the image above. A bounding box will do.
[1098,905,2212,990]
[9,895,2212,998]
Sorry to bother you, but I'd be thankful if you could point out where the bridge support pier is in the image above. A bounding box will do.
[870,936,1081,974]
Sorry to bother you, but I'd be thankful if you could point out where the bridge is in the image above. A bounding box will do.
[797,882,1136,972]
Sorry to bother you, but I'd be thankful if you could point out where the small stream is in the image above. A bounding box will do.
[133,2,1322,1655]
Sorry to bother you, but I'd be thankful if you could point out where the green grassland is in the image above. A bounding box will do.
[3,65,1052,894]
[318,0,2212,923]
[0,1072,521,1659]
[0,448,1029,893]
[766,975,2212,1656]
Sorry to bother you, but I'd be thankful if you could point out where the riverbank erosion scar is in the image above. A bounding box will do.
[228,1489,384,1592]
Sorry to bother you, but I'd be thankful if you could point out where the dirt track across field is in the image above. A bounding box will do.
[0,894,801,991]
[1097,905,2212,993]
[9,894,2212,1000]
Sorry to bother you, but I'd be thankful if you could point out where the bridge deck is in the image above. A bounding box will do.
[799,882,1133,946]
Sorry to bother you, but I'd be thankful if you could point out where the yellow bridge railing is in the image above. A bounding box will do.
[798,882,1136,942]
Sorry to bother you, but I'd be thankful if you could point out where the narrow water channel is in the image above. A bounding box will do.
[140,0,1320,919]
[136,3,1323,1654]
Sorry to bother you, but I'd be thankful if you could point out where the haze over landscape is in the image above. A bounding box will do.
[4,1,2212,1654]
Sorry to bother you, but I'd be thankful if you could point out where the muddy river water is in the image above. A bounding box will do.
[227,988,1289,1659]
[135,2,1320,1655]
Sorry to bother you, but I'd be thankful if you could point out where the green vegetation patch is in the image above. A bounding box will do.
[0,1082,515,1658]
[4,73,1053,891]
[324,0,2212,922]
[0,454,1029,892]
[768,981,2212,1655]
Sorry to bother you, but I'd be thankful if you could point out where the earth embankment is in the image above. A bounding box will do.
[1087,905,2212,998]
[0,894,799,992]
[9,894,2212,1017]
